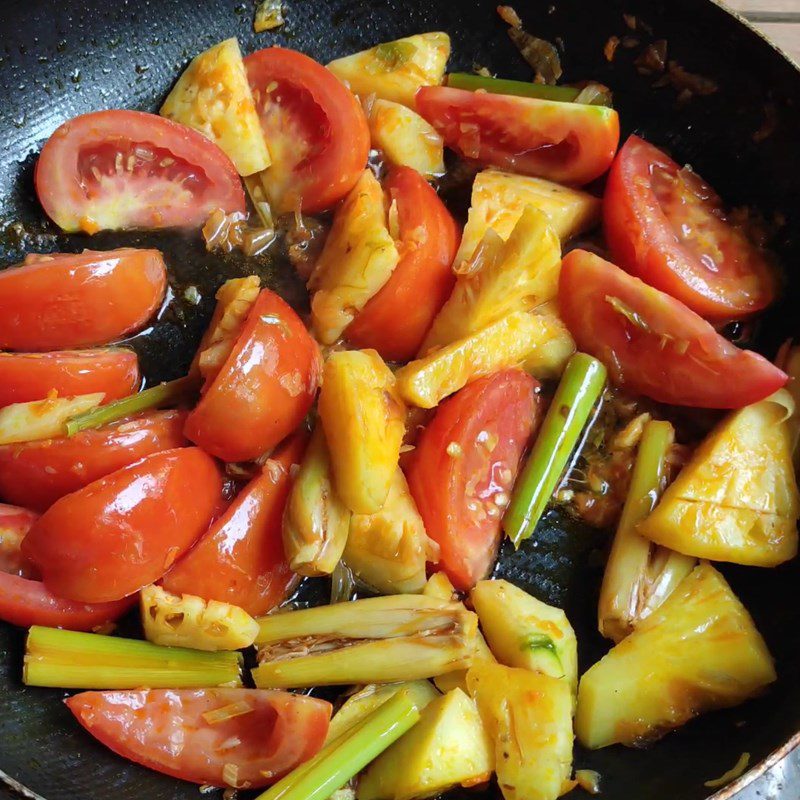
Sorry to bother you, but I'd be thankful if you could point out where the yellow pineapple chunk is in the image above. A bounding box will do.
[309,170,400,344]
[0,392,104,445]
[638,392,799,567]
[160,38,270,176]
[327,33,450,108]
[453,169,601,271]
[576,563,776,749]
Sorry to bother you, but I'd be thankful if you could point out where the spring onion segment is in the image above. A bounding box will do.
[503,352,607,546]
[446,72,580,102]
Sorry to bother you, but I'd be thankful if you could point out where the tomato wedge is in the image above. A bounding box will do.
[66,688,331,788]
[21,448,222,603]
[162,433,306,616]
[604,135,775,321]
[35,110,245,233]
[0,249,166,351]
[415,86,619,185]
[0,410,188,512]
[344,166,460,361]
[185,289,320,462]
[0,504,39,576]
[245,47,370,214]
[559,249,787,408]
[0,349,140,408]
[405,369,539,591]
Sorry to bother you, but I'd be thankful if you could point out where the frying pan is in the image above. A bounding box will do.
[0,0,798,798]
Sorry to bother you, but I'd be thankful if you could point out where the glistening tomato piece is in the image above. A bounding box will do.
[405,369,539,591]
[415,86,619,185]
[558,249,787,408]
[604,135,775,321]
[36,110,245,233]
[0,503,39,577]
[0,249,166,351]
[66,688,331,788]
[0,410,188,512]
[344,166,460,361]
[0,349,140,408]
[21,448,223,603]
[162,433,306,616]
[185,289,320,462]
[245,47,370,213]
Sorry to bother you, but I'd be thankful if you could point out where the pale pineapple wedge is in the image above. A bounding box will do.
[470,579,578,701]
[140,585,259,651]
[422,206,561,353]
[0,392,104,445]
[309,170,400,344]
[453,169,601,271]
[468,662,574,800]
[318,349,406,514]
[576,562,776,749]
[160,38,270,176]
[327,32,450,107]
[358,688,494,800]
[523,304,576,379]
[396,310,572,408]
[344,468,437,594]
[638,390,799,567]
[368,98,444,178]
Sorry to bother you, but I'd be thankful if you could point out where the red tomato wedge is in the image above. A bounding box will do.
[245,47,370,214]
[405,369,539,591]
[0,410,188,512]
[185,289,320,462]
[0,349,140,408]
[604,135,776,320]
[0,249,166,351]
[415,86,619,185]
[0,504,39,576]
[66,688,331,788]
[35,110,245,233]
[162,433,306,616]
[21,448,223,603]
[344,166,461,361]
[558,249,787,407]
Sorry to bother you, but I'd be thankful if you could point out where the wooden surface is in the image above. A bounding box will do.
[723,0,800,61]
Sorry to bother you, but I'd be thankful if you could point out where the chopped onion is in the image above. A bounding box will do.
[254,0,285,32]
[507,27,562,84]
[704,752,750,789]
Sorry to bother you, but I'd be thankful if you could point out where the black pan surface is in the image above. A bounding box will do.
[0,1,798,799]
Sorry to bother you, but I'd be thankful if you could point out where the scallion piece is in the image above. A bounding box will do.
[446,72,580,102]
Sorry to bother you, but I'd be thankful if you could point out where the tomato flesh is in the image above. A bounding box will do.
[405,369,539,591]
[558,249,787,408]
[66,688,331,788]
[0,504,39,577]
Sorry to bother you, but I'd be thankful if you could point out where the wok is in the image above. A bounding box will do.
[0,0,798,798]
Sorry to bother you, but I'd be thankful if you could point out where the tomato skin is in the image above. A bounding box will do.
[0,503,39,576]
[415,86,619,185]
[35,110,245,232]
[558,249,787,408]
[0,249,166,351]
[0,349,140,408]
[162,433,306,616]
[604,135,775,320]
[0,410,188,512]
[185,289,320,462]
[245,47,370,214]
[405,369,539,591]
[66,688,331,788]
[21,448,223,603]
[344,166,460,361]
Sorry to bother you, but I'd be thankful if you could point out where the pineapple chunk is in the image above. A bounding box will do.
[638,392,799,567]
[453,169,601,271]
[576,563,776,749]
[368,99,444,178]
[468,662,573,800]
[345,469,436,594]
[358,688,493,800]
[422,207,561,352]
[523,306,576,379]
[471,580,578,700]
[160,38,270,176]
[0,392,104,445]
[141,585,259,651]
[319,349,406,514]
[327,33,450,108]
[396,311,570,408]
[309,170,400,344]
